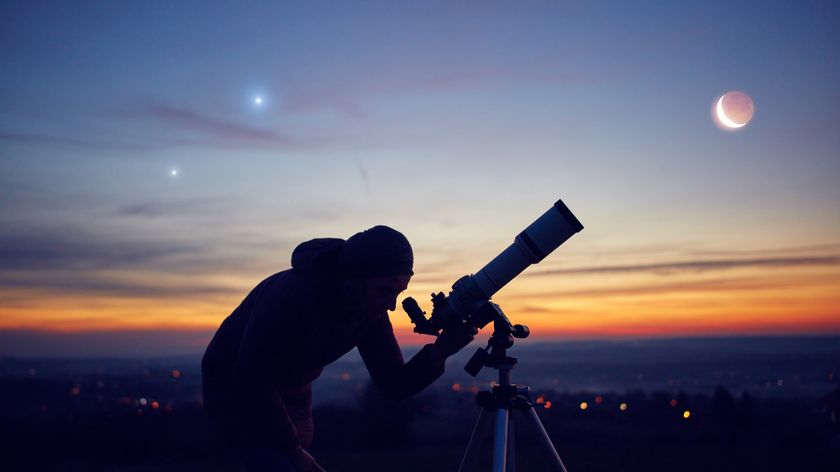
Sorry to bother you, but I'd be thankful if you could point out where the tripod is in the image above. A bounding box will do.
[457,303,569,472]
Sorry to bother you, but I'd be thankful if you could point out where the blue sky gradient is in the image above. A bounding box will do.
[1,1,839,355]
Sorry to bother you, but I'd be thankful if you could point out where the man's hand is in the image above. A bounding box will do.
[288,445,326,472]
[434,323,477,358]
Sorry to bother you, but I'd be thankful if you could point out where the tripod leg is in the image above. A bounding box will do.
[523,407,569,472]
[492,408,509,472]
[507,411,516,472]
[458,407,494,472]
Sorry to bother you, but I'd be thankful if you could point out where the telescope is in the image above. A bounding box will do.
[403,198,583,472]
[402,198,583,338]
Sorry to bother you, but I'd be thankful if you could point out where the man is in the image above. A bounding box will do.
[202,226,475,471]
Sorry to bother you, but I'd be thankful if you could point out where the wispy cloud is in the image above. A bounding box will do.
[355,159,371,196]
[683,243,840,258]
[507,277,795,300]
[116,197,232,218]
[0,328,213,357]
[0,131,159,152]
[0,216,270,299]
[0,227,200,271]
[143,104,295,144]
[1,102,354,153]
[527,255,840,277]
[0,271,241,300]
[116,102,364,150]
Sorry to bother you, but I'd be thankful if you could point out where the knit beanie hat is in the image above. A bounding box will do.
[339,225,414,278]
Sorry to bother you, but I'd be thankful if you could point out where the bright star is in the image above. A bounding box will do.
[254,96,263,106]
[170,169,179,177]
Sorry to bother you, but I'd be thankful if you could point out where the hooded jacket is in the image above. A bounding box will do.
[201,238,446,452]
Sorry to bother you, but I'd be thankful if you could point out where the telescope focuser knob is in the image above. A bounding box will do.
[429,292,447,320]
[512,324,530,339]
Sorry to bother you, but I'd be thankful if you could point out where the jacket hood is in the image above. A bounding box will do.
[291,237,345,279]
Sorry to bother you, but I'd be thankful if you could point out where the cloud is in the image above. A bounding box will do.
[684,243,840,258]
[143,104,295,144]
[0,131,159,152]
[0,271,241,300]
[0,214,292,299]
[111,102,365,150]
[506,277,794,301]
[116,196,232,218]
[526,255,840,277]
[1,103,349,153]
[0,328,213,357]
[0,227,200,271]
[355,159,371,196]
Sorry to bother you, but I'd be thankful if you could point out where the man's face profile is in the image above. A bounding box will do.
[346,274,411,315]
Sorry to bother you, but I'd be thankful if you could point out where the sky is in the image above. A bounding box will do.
[1,0,839,356]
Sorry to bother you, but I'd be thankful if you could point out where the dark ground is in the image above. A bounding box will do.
[2,337,839,471]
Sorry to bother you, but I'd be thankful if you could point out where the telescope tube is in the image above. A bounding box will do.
[472,199,583,299]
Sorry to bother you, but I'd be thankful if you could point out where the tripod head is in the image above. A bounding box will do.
[463,301,529,377]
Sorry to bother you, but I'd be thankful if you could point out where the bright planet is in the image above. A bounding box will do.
[713,91,755,130]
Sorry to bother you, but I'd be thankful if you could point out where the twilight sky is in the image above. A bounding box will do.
[1,1,839,356]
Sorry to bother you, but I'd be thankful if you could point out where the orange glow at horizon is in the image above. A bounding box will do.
[2,247,839,347]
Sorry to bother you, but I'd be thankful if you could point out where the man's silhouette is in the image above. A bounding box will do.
[202,226,474,471]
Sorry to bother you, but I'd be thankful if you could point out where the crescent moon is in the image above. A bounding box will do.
[716,96,746,129]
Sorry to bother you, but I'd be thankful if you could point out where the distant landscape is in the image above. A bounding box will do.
[2,336,838,471]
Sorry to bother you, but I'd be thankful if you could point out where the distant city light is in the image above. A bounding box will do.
[70,386,81,396]
[670,399,678,407]
[151,401,160,409]
[777,379,784,386]
[340,372,351,381]
[171,369,181,379]
[544,401,552,409]
[139,398,148,406]
[535,396,545,404]
[683,410,691,419]
[451,383,462,392]
[595,395,603,404]
[619,403,628,411]
[580,402,588,410]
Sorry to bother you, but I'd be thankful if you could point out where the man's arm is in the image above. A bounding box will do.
[357,314,473,400]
